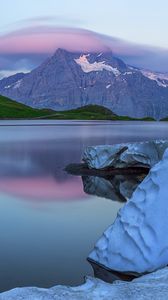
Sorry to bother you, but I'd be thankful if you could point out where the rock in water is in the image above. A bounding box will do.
[88,148,168,273]
[83,140,168,169]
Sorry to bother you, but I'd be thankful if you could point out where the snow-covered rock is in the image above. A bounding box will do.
[83,140,168,169]
[1,267,168,299]
[88,148,168,273]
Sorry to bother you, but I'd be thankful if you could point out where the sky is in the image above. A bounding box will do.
[0,0,168,77]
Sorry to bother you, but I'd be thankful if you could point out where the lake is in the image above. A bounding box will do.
[0,120,168,292]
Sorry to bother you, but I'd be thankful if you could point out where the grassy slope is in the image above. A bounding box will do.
[0,95,54,118]
[0,95,154,120]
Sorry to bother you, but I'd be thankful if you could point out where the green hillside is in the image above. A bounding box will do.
[0,95,154,120]
[0,95,54,118]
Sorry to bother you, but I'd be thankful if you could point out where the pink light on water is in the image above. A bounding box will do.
[0,176,86,202]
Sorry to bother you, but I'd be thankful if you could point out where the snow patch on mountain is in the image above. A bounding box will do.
[4,85,12,89]
[141,70,168,87]
[74,55,121,76]
[13,79,23,89]
[123,71,133,75]
[4,79,23,90]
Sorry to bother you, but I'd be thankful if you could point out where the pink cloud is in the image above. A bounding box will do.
[0,27,109,54]
[0,26,168,72]
[0,26,154,56]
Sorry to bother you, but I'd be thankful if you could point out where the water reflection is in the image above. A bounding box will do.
[82,174,146,202]
[0,121,167,292]
[0,139,86,201]
[1,122,133,201]
[0,177,84,201]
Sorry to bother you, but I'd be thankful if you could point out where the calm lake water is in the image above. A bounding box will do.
[0,120,168,292]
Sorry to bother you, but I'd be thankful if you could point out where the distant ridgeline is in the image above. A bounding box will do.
[0,49,168,120]
[0,95,155,120]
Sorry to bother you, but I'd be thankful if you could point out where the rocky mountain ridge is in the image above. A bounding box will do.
[0,48,168,119]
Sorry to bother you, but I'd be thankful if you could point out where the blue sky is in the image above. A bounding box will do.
[1,0,168,48]
[0,0,168,77]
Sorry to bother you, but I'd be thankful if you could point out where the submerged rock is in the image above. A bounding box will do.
[83,140,168,169]
[88,148,168,273]
[1,267,168,299]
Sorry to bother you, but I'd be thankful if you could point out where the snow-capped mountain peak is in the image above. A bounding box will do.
[74,54,121,76]
[0,48,168,120]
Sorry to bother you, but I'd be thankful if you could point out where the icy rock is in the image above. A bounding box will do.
[1,268,168,299]
[89,148,168,273]
[83,140,168,169]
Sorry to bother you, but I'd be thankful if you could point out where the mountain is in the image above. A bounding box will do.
[0,73,26,90]
[0,48,168,120]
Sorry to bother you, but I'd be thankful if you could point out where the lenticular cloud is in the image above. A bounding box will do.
[0,26,168,74]
[0,27,109,54]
